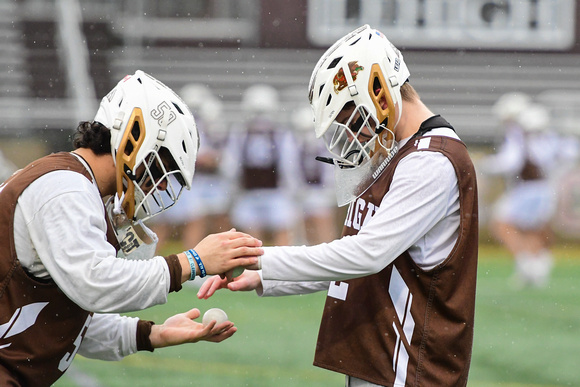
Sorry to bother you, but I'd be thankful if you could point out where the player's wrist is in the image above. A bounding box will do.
[179,249,206,282]
[183,250,197,281]
[187,249,206,277]
[177,252,194,283]
[137,319,155,352]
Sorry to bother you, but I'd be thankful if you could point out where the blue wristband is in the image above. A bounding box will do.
[184,250,196,281]
[188,249,206,278]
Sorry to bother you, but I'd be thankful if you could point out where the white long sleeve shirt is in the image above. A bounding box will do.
[13,156,171,359]
[260,128,461,296]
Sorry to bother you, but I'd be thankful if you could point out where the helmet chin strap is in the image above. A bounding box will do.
[314,152,362,170]
[315,156,334,165]
[314,155,354,170]
[112,192,125,215]
[376,117,388,134]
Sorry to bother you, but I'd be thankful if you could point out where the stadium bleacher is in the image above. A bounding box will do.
[2,1,580,145]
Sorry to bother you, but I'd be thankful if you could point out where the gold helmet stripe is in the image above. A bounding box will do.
[368,63,396,131]
[368,63,396,156]
[115,107,147,219]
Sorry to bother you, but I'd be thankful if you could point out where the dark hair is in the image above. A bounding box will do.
[72,121,112,155]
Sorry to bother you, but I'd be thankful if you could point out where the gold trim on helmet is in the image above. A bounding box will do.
[115,107,147,219]
[368,63,396,131]
[368,63,396,157]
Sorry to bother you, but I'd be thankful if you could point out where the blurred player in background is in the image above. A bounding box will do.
[0,71,262,386]
[480,94,577,287]
[200,25,479,387]
[224,84,298,246]
[151,83,232,252]
[290,105,337,245]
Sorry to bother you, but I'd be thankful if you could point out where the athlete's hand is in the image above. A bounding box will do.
[149,308,236,348]
[197,270,263,299]
[183,229,263,278]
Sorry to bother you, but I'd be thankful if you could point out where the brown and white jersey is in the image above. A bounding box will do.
[313,134,479,386]
[0,153,116,386]
[240,118,281,190]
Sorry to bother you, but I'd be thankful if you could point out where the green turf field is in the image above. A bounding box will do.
[55,244,580,387]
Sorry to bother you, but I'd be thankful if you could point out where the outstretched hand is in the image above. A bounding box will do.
[149,308,236,349]
[191,229,263,277]
[197,270,263,300]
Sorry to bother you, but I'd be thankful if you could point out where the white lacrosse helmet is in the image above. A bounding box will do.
[518,103,550,133]
[180,83,212,112]
[492,92,532,123]
[308,24,410,206]
[94,70,199,221]
[180,83,224,131]
[198,96,224,124]
[241,84,280,117]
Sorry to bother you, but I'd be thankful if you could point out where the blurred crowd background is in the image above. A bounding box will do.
[2,0,580,273]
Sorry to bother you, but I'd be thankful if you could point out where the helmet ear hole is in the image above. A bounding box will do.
[131,121,141,141]
[372,77,381,96]
[124,121,142,156]
[368,63,396,131]
[124,141,134,156]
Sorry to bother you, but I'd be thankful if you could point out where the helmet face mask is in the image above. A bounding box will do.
[131,147,186,219]
[323,103,394,170]
[308,25,408,206]
[95,70,199,222]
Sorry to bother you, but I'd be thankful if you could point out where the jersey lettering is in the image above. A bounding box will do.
[344,198,378,231]
[351,198,365,230]
[362,202,377,227]
[58,314,92,372]
[344,202,354,228]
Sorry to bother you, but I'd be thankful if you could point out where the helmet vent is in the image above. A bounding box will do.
[327,57,342,69]
[123,120,140,155]
[350,37,361,46]
[326,94,332,106]
[131,121,141,142]
[182,140,187,153]
[172,102,184,115]
[373,77,381,95]
[125,140,134,156]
